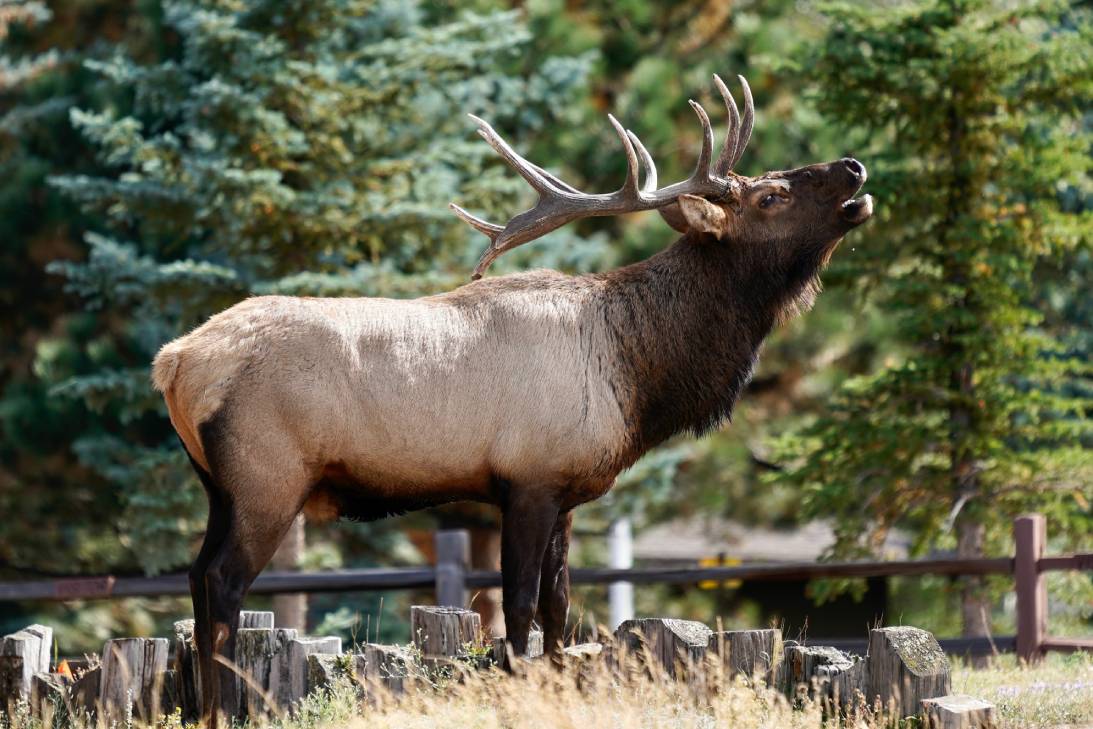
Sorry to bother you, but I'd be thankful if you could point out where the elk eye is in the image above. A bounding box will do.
[759,194,781,209]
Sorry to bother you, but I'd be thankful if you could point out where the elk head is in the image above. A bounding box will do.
[450,74,873,278]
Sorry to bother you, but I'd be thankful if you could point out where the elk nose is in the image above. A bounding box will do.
[842,157,865,178]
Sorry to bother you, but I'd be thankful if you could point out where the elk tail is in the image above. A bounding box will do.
[152,341,183,394]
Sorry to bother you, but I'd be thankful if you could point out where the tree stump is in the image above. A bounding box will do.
[71,665,100,714]
[615,618,711,679]
[867,627,950,719]
[239,611,275,630]
[1,625,53,705]
[98,637,169,722]
[277,636,341,709]
[359,644,413,697]
[159,668,178,716]
[31,672,68,719]
[172,619,200,723]
[232,627,297,719]
[781,642,865,708]
[921,694,998,729]
[233,629,268,715]
[306,654,343,692]
[410,606,480,659]
[490,630,544,668]
[708,629,783,685]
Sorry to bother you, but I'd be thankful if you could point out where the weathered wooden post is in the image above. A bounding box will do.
[239,610,275,629]
[435,530,469,608]
[71,665,101,714]
[707,629,783,685]
[277,636,341,709]
[0,625,52,705]
[234,627,298,718]
[98,637,169,722]
[866,627,950,719]
[411,605,480,662]
[490,630,544,667]
[921,694,998,728]
[1014,514,1046,664]
[780,642,865,708]
[357,644,414,698]
[30,672,68,720]
[615,618,711,679]
[172,619,200,723]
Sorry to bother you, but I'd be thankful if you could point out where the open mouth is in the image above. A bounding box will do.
[837,160,872,225]
[840,194,874,225]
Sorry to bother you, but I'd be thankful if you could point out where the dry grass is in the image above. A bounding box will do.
[285,663,827,729]
[953,652,1093,729]
[6,650,1090,729]
[273,650,1093,729]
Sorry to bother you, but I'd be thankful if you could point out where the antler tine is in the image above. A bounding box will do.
[468,114,565,196]
[607,114,642,200]
[730,75,754,169]
[528,161,583,195]
[627,130,657,192]
[449,203,503,242]
[712,74,741,175]
[686,100,715,184]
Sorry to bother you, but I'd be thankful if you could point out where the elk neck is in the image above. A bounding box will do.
[597,231,822,457]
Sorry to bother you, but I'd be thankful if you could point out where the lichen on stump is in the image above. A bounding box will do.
[867,627,950,719]
[781,642,865,710]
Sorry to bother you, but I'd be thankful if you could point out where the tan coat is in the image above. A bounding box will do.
[153,271,628,516]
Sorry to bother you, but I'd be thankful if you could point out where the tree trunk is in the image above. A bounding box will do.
[951,363,989,642]
[271,514,307,631]
[940,61,991,647]
[957,517,991,632]
[469,527,505,638]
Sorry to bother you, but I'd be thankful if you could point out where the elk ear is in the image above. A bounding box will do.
[676,194,728,237]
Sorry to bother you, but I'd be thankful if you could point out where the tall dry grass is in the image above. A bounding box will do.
[6,649,1091,729]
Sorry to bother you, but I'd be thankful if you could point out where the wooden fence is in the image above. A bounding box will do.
[0,514,1089,662]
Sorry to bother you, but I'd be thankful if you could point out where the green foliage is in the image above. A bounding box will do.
[47,0,601,575]
[0,0,167,591]
[771,0,1093,592]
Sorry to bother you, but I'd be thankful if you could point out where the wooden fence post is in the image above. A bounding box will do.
[435,530,469,608]
[1015,514,1046,664]
[411,606,480,661]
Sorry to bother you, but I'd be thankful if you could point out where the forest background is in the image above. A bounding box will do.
[0,0,1089,654]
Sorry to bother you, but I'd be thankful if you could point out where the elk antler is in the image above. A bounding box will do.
[451,74,756,279]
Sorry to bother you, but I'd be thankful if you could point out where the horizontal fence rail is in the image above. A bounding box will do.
[0,556,1034,602]
[3,553,1089,602]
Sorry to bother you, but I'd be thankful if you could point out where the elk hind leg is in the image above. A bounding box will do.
[538,509,573,661]
[197,419,311,727]
[202,500,304,725]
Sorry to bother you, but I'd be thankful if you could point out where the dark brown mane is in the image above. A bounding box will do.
[600,231,829,457]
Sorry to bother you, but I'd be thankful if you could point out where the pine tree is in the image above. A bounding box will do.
[48,0,599,577]
[772,0,1093,637]
[0,0,167,581]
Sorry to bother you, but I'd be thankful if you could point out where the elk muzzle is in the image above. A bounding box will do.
[836,157,873,226]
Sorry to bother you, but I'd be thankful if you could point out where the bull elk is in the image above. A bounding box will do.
[152,74,872,722]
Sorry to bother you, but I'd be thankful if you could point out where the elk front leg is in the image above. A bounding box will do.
[500,488,558,658]
[538,510,573,661]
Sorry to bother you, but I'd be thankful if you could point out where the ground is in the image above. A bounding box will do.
[269,651,1092,729]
